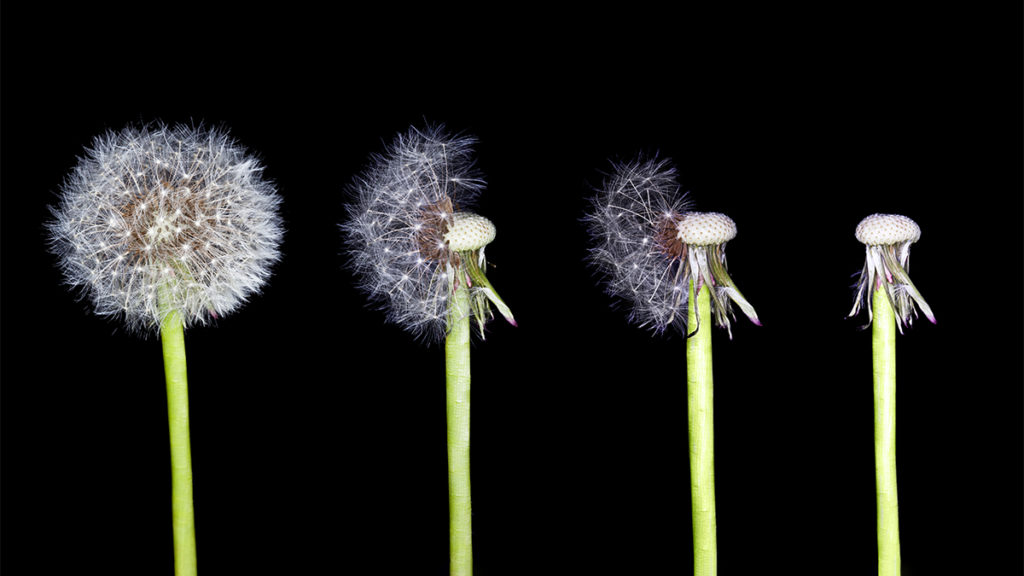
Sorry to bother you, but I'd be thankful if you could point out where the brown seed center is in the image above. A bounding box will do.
[414,197,459,264]
[655,212,686,260]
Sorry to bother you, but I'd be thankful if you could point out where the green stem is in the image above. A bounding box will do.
[446,279,473,576]
[687,280,717,576]
[160,295,197,576]
[872,286,901,576]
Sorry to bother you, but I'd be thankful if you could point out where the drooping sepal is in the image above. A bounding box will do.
[462,252,516,339]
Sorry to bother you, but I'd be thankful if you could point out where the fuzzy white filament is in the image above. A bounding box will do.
[584,157,694,333]
[49,123,284,334]
[342,124,491,343]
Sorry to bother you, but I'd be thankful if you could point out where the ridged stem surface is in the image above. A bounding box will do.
[446,281,473,576]
[687,280,717,576]
[160,294,197,576]
[872,286,901,576]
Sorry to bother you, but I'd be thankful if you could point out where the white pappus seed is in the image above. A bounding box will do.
[583,156,693,333]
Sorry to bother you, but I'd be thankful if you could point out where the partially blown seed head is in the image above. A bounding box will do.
[48,123,284,335]
[849,213,935,331]
[585,157,759,336]
[584,157,692,332]
[343,124,513,343]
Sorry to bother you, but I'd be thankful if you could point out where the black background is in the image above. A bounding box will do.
[3,4,1021,575]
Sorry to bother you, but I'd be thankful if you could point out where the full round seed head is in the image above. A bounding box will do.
[48,123,283,334]
[855,213,920,245]
[445,212,496,252]
[676,211,737,245]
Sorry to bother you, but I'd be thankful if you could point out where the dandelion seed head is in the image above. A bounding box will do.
[849,213,934,331]
[342,124,494,343]
[585,156,758,336]
[48,122,283,335]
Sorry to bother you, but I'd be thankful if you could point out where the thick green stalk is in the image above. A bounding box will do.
[445,280,473,576]
[160,299,197,576]
[872,286,901,576]
[686,280,717,576]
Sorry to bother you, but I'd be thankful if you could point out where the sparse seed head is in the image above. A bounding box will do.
[48,123,283,334]
[855,213,921,246]
[676,212,737,246]
[445,213,496,252]
[584,157,692,333]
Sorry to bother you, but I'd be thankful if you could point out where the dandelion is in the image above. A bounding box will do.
[849,213,935,331]
[584,157,758,337]
[48,122,283,576]
[343,124,514,343]
[585,156,759,576]
[849,213,935,576]
[342,124,515,576]
[49,123,282,334]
